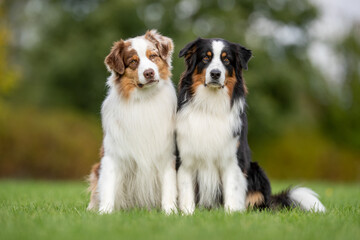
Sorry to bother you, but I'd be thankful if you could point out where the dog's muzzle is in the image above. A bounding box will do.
[205,81,223,88]
[205,69,224,88]
[138,68,159,88]
[137,79,159,88]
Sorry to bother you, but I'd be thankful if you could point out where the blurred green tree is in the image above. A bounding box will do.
[0,5,18,103]
[319,28,360,149]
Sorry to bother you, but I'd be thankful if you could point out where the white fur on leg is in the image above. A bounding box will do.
[178,166,195,215]
[161,159,178,215]
[221,162,247,213]
[98,156,121,214]
[289,187,326,213]
[197,166,221,208]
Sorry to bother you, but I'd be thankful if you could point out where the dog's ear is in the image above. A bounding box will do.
[145,29,174,67]
[105,40,125,74]
[179,38,201,58]
[179,38,202,72]
[234,44,252,70]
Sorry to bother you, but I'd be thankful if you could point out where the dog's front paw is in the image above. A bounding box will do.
[162,204,178,215]
[180,204,195,215]
[99,204,115,214]
[224,203,246,214]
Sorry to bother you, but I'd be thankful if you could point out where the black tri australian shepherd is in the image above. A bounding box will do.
[175,38,325,215]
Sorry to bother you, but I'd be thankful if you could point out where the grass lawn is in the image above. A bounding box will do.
[0,180,359,240]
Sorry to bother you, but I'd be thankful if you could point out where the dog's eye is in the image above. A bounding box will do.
[130,59,138,65]
[203,56,210,63]
[149,54,158,60]
[223,58,230,65]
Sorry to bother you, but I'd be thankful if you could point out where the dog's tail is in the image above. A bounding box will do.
[269,187,326,212]
[246,162,326,212]
[87,162,101,211]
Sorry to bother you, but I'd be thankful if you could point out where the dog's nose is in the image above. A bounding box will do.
[143,68,155,80]
[210,69,221,80]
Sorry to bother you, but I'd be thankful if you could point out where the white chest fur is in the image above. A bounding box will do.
[176,86,245,210]
[99,80,177,210]
[102,81,176,163]
[176,86,244,167]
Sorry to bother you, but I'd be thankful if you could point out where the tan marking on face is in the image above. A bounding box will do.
[105,40,140,98]
[126,54,139,70]
[185,46,197,60]
[117,66,139,99]
[122,45,138,68]
[191,67,206,94]
[246,191,265,208]
[221,52,227,58]
[207,51,212,57]
[146,49,171,80]
[109,42,139,98]
[224,69,237,99]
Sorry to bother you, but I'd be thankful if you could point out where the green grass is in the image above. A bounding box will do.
[0,180,359,240]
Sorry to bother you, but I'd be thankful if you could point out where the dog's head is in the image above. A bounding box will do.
[105,30,174,98]
[178,38,251,107]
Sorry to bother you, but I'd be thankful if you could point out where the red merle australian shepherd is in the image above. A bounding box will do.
[175,38,326,214]
[88,30,177,214]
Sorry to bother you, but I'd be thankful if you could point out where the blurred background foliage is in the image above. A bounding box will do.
[0,0,359,180]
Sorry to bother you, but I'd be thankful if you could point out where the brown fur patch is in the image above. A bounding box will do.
[87,162,101,210]
[146,49,171,80]
[105,40,130,74]
[116,44,140,99]
[221,52,227,58]
[105,40,142,99]
[158,61,171,80]
[191,67,206,94]
[144,30,174,61]
[184,46,197,61]
[207,51,212,57]
[117,67,139,99]
[246,191,265,208]
[91,162,100,180]
[224,69,237,98]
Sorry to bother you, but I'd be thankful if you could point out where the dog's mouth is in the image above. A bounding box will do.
[137,79,159,88]
[204,81,224,89]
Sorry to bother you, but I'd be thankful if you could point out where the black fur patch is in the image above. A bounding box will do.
[269,189,296,210]
[246,162,272,209]
[236,111,251,173]
[174,132,181,171]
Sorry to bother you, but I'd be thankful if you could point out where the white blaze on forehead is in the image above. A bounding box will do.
[131,38,148,58]
[212,41,225,59]
[206,40,226,85]
[130,37,159,84]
